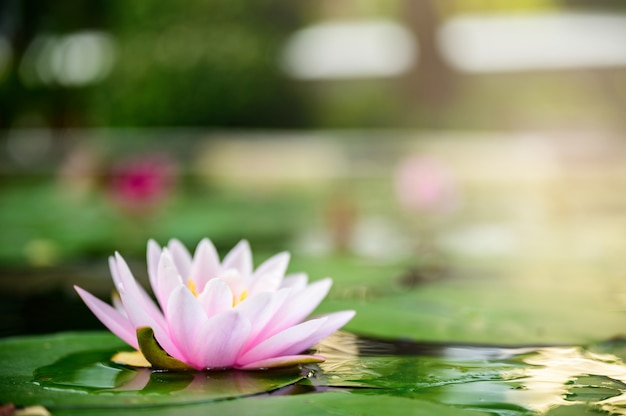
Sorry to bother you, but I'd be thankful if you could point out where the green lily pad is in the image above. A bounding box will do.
[0,331,490,416]
[0,332,306,410]
[51,392,494,416]
[5,331,626,415]
[316,260,626,346]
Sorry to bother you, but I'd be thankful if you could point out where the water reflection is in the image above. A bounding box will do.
[313,333,626,415]
[425,347,626,414]
[520,348,626,414]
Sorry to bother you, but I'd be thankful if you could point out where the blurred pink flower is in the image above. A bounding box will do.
[75,238,354,371]
[107,154,177,213]
[394,156,459,215]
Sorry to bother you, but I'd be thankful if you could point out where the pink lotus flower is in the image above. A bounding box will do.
[74,239,354,371]
[107,153,177,214]
[394,156,459,215]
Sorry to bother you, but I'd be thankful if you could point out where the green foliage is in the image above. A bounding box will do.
[89,0,307,127]
[0,0,308,129]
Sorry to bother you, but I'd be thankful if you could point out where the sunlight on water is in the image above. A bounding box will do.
[519,347,626,412]
[313,332,626,415]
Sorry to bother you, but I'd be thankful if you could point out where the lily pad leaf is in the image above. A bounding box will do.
[0,332,307,410]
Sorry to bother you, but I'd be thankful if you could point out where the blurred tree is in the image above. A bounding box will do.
[2,0,626,131]
[0,0,309,129]
[0,0,108,129]
[89,1,308,128]
[400,0,457,127]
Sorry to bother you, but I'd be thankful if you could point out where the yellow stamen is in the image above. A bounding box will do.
[187,279,198,297]
[233,289,248,306]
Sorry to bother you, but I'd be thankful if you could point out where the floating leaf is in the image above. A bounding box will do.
[317,263,626,346]
[0,332,306,411]
[6,332,626,415]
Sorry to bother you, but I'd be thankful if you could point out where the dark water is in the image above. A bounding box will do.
[0,287,106,337]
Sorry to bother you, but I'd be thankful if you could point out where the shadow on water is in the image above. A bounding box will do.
[28,331,626,414]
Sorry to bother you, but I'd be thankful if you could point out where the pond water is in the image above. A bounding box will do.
[311,332,626,415]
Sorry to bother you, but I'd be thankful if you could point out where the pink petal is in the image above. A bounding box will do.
[222,240,252,277]
[118,286,184,361]
[111,291,127,317]
[280,273,308,290]
[155,251,183,310]
[189,238,220,292]
[74,285,138,349]
[166,285,208,368]
[249,252,290,295]
[262,278,332,338]
[168,238,192,278]
[108,256,122,291]
[112,253,165,327]
[147,239,162,294]
[193,310,251,369]
[236,289,290,348]
[236,354,325,370]
[255,251,290,276]
[237,318,326,366]
[197,278,233,319]
[276,310,355,357]
[218,270,247,301]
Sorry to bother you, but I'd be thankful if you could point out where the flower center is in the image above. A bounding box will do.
[187,279,198,297]
[233,289,247,307]
[187,277,247,306]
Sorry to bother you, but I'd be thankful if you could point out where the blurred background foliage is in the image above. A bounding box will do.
[1,0,307,128]
[1,0,626,130]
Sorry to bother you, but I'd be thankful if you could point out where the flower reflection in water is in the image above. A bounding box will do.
[108,366,308,397]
